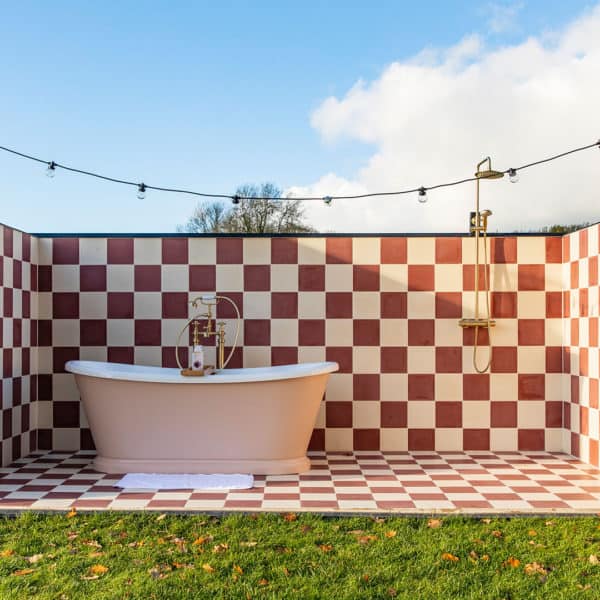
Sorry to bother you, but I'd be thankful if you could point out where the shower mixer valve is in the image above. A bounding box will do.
[469,209,493,235]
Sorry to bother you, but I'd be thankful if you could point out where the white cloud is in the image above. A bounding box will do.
[485,1,524,34]
[293,4,600,233]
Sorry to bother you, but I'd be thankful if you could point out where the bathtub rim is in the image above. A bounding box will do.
[65,359,339,384]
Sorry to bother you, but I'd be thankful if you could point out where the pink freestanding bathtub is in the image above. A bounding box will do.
[65,360,338,475]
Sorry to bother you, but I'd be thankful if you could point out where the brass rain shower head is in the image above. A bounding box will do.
[475,157,505,180]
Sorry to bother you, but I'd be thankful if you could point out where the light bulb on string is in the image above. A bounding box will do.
[508,168,519,183]
[231,195,241,205]
[418,187,428,203]
[46,161,56,178]
[137,183,146,200]
[323,195,332,206]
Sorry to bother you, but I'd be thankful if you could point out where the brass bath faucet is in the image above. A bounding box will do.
[191,298,227,370]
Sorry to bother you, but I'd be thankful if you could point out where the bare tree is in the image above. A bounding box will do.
[178,183,315,233]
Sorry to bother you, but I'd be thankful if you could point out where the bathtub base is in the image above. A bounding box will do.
[94,454,311,475]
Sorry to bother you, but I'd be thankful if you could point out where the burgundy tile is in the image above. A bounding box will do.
[545,237,562,263]
[518,374,545,400]
[353,265,380,291]
[436,402,462,427]
[408,265,434,291]
[53,401,80,428]
[107,347,134,364]
[353,429,380,450]
[491,292,517,318]
[38,265,52,292]
[490,401,517,427]
[107,292,134,318]
[80,265,107,291]
[381,347,407,373]
[162,238,188,264]
[53,347,79,373]
[353,319,380,346]
[53,238,79,264]
[491,237,516,263]
[244,319,271,346]
[435,292,462,318]
[134,320,162,346]
[381,292,407,318]
[326,347,352,373]
[381,402,407,427]
[189,265,216,291]
[271,347,298,366]
[353,374,380,401]
[298,319,324,346]
[463,429,490,450]
[590,255,598,286]
[462,264,489,291]
[134,265,161,291]
[326,292,352,318]
[408,375,434,400]
[326,238,352,264]
[3,226,13,257]
[545,346,562,373]
[463,374,489,400]
[271,292,298,318]
[579,227,589,258]
[216,238,243,264]
[52,293,79,319]
[408,429,435,451]
[3,288,13,317]
[518,429,545,451]
[570,261,579,289]
[107,238,134,264]
[518,265,545,291]
[326,401,352,427]
[491,347,517,373]
[80,320,107,346]
[244,265,270,291]
[545,401,562,428]
[381,238,407,263]
[12,260,22,289]
[435,238,461,263]
[271,238,298,263]
[435,347,462,373]
[215,292,243,318]
[308,429,325,451]
[408,320,434,345]
[162,292,189,318]
[299,265,325,291]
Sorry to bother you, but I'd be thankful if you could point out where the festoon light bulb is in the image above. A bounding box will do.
[137,183,146,200]
[418,187,428,203]
[46,161,56,178]
[508,168,519,183]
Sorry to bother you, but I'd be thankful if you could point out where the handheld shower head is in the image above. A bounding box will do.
[480,209,492,217]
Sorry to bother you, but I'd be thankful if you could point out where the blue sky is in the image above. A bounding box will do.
[1,1,597,233]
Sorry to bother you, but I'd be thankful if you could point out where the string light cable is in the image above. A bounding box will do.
[0,139,598,205]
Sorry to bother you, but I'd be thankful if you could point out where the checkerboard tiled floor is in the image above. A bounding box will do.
[1,451,600,514]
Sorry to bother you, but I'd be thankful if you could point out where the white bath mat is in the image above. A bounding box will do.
[114,473,254,490]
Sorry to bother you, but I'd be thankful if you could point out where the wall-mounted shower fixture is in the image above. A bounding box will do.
[175,294,241,373]
[458,157,504,373]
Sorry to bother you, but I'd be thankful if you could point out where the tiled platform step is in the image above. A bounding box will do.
[1,451,599,514]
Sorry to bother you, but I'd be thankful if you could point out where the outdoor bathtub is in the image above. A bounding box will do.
[65,360,338,475]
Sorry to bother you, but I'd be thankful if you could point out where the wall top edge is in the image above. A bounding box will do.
[27,231,563,239]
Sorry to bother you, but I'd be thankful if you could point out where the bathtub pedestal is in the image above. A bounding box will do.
[93,455,311,475]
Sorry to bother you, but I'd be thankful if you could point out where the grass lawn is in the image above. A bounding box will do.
[1,512,600,599]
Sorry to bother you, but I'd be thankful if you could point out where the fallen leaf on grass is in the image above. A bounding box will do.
[233,565,244,575]
[66,508,77,518]
[12,568,34,576]
[300,525,313,534]
[385,530,397,538]
[282,567,290,576]
[89,564,109,576]
[362,574,370,581]
[283,513,297,522]
[504,557,520,568]
[258,578,269,586]
[148,567,169,580]
[545,520,555,527]
[88,552,104,558]
[577,584,592,590]
[192,535,213,546]
[481,554,490,561]
[481,518,492,524]
[127,541,145,548]
[441,553,459,562]
[202,563,215,573]
[387,587,397,597]
[357,535,378,545]
[212,543,229,554]
[240,541,257,547]
[528,530,537,537]
[67,532,78,541]
[427,519,442,529]
[319,544,333,552]
[0,549,15,558]
[590,555,599,565]
[525,562,547,576]
[156,513,167,521]
[491,530,503,538]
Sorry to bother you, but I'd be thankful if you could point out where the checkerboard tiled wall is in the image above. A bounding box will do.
[563,224,600,465]
[29,233,566,455]
[1,224,37,465]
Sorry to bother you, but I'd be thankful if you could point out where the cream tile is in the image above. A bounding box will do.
[271,319,298,346]
[517,237,546,264]
[353,238,380,265]
[38,238,53,265]
[544,429,563,452]
[407,401,434,428]
[52,320,79,346]
[326,319,353,346]
[380,429,408,452]
[107,265,134,291]
[517,292,545,318]
[298,292,325,318]
[518,401,545,428]
[53,266,79,292]
[407,347,435,374]
[435,319,462,346]
[271,265,298,291]
[462,236,490,265]
[79,293,107,319]
[298,347,325,362]
[36,401,53,428]
[407,238,435,264]
[517,347,546,374]
[353,347,381,373]
[134,292,161,318]
[435,429,462,451]
[134,238,162,264]
[490,429,518,451]
[492,319,518,345]
[189,238,216,264]
[298,238,326,264]
[545,318,563,346]
[545,374,564,401]
[52,429,81,452]
[462,346,490,375]
[380,319,407,346]
[434,264,462,292]
[435,374,462,401]
[491,264,517,292]
[325,265,353,291]
[243,347,270,367]
[215,265,243,291]
[161,318,188,345]
[545,264,563,292]
[325,374,353,402]
[52,373,80,402]
[325,429,353,452]
[407,292,435,318]
[79,238,107,265]
[107,320,134,346]
[380,374,407,401]
[243,292,271,319]
[162,265,188,291]
[351,401,380,429]
[79,347,107,362]
[380,264,408,291]
[463,401,490,428]
[353,292,380,319]
[243,239,271,264]
[134,347,162,366]
[489,374,518,401]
